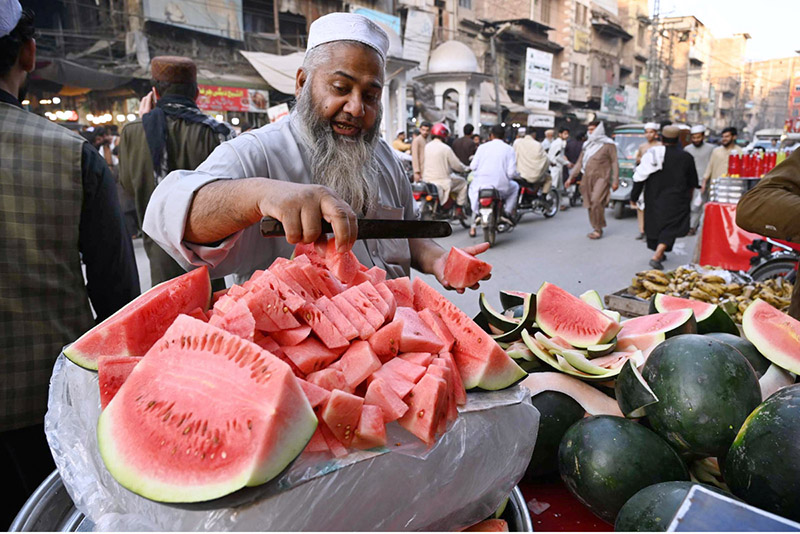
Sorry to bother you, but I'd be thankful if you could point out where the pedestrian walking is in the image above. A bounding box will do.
[513,126,548,191]
[0,4,139,527]
[702,126,742,194]
[684,124,714,235]
[118,55,233,289]
[566,121,619,239]
[631,122,662,240]
[630,125,699,270]
[541,128,554,151]
[452,123,477,165]
[547,127,570,193]
[411,121,431,182]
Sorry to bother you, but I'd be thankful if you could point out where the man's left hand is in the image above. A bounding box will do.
[612,181,619,192]
[432,242,491,294]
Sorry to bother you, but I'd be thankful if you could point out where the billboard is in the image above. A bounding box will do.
[550,78,570,104]
[524,48,552,110]
[403,9,434,70]
[143,0,243,40]
[601,84,639,118]
[197,85,269,113]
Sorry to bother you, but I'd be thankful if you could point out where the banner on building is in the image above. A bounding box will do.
[268,103,290,123]
[142,0,243,40]
[574,29,590,53]
[527,112,555,128]
[403,9,435,71]
[670,96,690,122]
[601,84,639,119]
[350,6,401,35]
[637,76,648,116]
[550,78,569,104]
[197,85,269,113]
[524,48,552,110]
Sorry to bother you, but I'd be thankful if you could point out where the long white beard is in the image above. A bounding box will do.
[295,82,381,216]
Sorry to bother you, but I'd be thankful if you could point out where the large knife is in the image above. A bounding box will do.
[260,217,452,239]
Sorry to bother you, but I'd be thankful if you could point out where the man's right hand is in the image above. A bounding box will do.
[138,90,156,117]
[256,181,358,253]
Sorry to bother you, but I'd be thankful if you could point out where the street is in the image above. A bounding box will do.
[133,203,699,317]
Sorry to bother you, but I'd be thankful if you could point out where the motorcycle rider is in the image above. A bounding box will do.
[469,124,519,236]
[422,122,470,215]
[513,126,549,191]
[548,127,570,194]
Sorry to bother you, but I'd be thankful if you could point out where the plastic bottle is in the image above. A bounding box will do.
[728,153,740,177]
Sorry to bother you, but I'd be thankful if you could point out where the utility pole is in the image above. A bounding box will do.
[646,0,661,121]
[274,0,281,54]
[489,23,511,125]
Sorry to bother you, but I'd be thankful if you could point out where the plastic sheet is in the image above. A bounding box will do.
[45,354,539,531]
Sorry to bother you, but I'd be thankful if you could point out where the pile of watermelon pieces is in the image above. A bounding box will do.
[68,239,525,460]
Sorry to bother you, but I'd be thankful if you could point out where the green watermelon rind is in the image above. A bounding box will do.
[651,293,738,336]
[614,481,729,532]
[525,391,586,479]
[499,290,530,310]
[479,293,522,332]
[536,282,621,348]
[522,330,621,382]
[742,298,800,375]
[490,294,537,343]
[579,290,604,311]
[614,358,659,418]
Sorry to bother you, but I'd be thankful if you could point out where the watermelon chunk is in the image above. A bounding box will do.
[339,287,385,330]
[742,299,800,374]
[368,369,415,398]
[369,320,404,362]
[282,337,342,374]
[384,277,414,308]
[535,282,621,348]
[375,283,397,321]
[412,278,526,391]
[398,373,448,445]
[297,378,331,409]
[399,352,434,367]
[437,352,467,405]
[315,296,359,341]
[305,368,349,393]
[338,340,382,390]
[378,357,427,384]
[293,243,326,268]
[211,287,229,306]
[284,261,325,300]
[64,266,212,370]
[352,405,387,449]
[417,309,455,352]
[208,296,256,341]
[364,266,387,285]
[427,362,458,426]
[185,307,209,323]
[298,302,349,350]
[394,307,446,353]
[241,280,302,332]
[97,355,142,409]
[364,378,409,422]
[356,281,390,319]
[319,421,349,458]
[270,325,312,347]
[321,389,363,446]
[443,247,492,289]
[303,426,330,454]
[253,271,306,313]
[325,239,360,285]
[96,315,317,503]
[268,258,313,301]
[331,294,376,340]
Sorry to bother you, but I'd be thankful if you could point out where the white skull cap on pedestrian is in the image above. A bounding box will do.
[0,0,22,38]
[307,13,390,62]
[644,122,660,131]
[690,125,706,134]
[518,127,527,134]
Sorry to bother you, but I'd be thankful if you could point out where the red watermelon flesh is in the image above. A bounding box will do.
[364,378,409,422]
[282,337,341,374]
[412,278,526,391]
[339,287,385,330]
[98,355,142,409]
[252,332,283,356]
[428,362,458,425]
[297,378,331,409]
[398,374,448,445]
[208,296,256,342]
[313,267,347,297]
[299,263,335,299]
[284,261,325,300]
[298,302,349,350]
[211,287,229,306]
[252,271,306,314]
[443,247,492,289]
[325,239,360,285]
[331,294,375,340]
[305,368,349,393]
[319,421,349,458]
[352,405,387,449]
[239,287,287,332]
[375,283,397,321]
[293,243,326,268]
[338,340,382,390]
[369,320,404,362]
[270,325,311,347]
[394,307,446,354]
[438,352,467,406]
[364,266,387,285]
[378,357,427,384]
[227,285,249,299]
[315,297,359,341]
[463,519,510,532]
[321,389,363,446]
[350,271,372,287]
[303,426,329,454]
[399,352,434,367]
[535,282,621,348]
[356,281,390,319]
[270,261,314,302]
[742,298,800,374]
[96,315,317,503]
[368,369,415,398]
[417,309,455,352]
[185,307,209,323]
[385,277,414,308]
[64,266,212,370]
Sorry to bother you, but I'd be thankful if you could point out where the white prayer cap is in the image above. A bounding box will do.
[396,129,405,137]
[644,122,660,131]
[518,127,527,135]
[307,13,389,62]
[690,124,706,134]
[0,0,22,38]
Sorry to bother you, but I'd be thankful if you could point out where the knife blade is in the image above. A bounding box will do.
[260,217,452,239]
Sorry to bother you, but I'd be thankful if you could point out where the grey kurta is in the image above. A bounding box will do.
[143,113,415,284]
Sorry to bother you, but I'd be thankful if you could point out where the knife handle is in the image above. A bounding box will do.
[260,217,335,237]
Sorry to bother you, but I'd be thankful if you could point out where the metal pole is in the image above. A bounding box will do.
[490,32,502,124]
[274,0,281,54]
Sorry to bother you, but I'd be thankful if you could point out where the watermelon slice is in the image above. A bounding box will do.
[252,271,306,313]
[443,247,492,289]
[363,267,387,285]
[617,309,697,344]
[364,378,409,422]
[282,337,342,374]
[293,243,326,268]
[417,308,455,352]
[651,294,738,335]
[438,352,468,406]
[412,278,526,391]
[209,295,257,341]
[394,307,447,353]
[305,368,349,393]
[298,262,335,299]
[270,325,312,346]
[378,357,427,384]
[298,302,349,350]
[325,239,360,285]
[356,281,390,319]
[535,282,621,348]
[427,363,457,428]
[398,373,448,445]
[369,320,404,362]
[399,352,434,367]
[339,287,385,330]
[319,421,349,458]
[375,283,398,321]
[268,258,313,301]
[185,307,209,322]
[330,294,375,340]
[303,427,330,454]
[338,340,382,390]
[211,287,229,306]
[368,369,415,398]
[64,266,212,370]
[352,405,387,449]
[742,298,800,374]
[97,355,142,409]
[321,389,363,446]
[297,378,331,409]
[314,296,359,341]
[96,315,317,503]
[384,277,414,308]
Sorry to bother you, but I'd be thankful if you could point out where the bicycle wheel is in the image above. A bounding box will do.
[749,258,799,282]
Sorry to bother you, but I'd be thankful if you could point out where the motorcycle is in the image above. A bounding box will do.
[746,237,799,283]
[476,187,513,246]
[510,178,560,224]
[412,180,471,228]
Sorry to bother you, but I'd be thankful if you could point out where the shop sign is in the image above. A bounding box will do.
[637,76,648,115]
[670,96,690,123]
[142,0,243,40]
[550,78,569,104]
[197,85,269,113]
[268,103,290,123]
[403,9,435,71]
[527,112,555,128]
[574,29,591,53]
[601,85,627,114]
[524,48,552,110]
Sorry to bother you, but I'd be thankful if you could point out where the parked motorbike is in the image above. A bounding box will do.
[476,187,513,246]
[412,180,471,228]
[510,178,559,224]
[747,237,799,283]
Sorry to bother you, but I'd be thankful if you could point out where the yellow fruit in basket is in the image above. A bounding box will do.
[701,275,726,284]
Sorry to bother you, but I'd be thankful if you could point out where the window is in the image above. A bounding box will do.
[794,96,800,104]
[572,64,586,87]
[458,0,472,8]
[638,23,646,47]
[575,4,588,26]
[541,0,551,24]
[634,65,643,79]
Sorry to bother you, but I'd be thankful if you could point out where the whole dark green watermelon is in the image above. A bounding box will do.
[725,385,800,521]
[705,332,771,377]
[558,416,689,524]
[615,481,728,531]
[525,391,586,479]
[642,335,762,458]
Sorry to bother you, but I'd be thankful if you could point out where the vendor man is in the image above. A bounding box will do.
[143,13,487,291]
